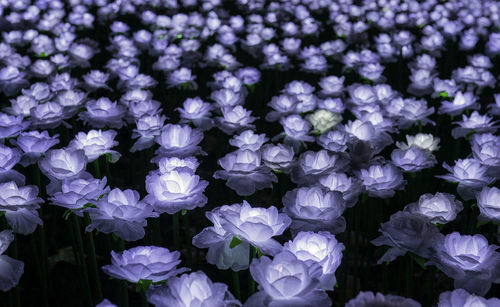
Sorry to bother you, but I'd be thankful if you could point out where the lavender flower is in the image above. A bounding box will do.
[438,288,500,307]
[68,129,120,163]
[346,291,421,307]
[359,163,406,198]
[404,193,463,224]
[0,230,24,291]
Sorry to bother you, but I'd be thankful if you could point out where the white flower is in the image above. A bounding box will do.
[396,133,440,152]
[306,109,342,133]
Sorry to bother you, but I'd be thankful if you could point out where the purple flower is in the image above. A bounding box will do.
[0,230,24,291]
[437,159,495,200]
[102,246,188,284]
[317,130,349,153]
[229,130,268,151]
[245,252,331,307]
[427,232,500,295]
[438,288,500,307]
[131,115,166,152]
[0,181,43,235]
[147,271,241,307]
[359,163,406,198]
[477,186,500,223]
[0,113,28,139]
[395,133,440,152]
[282,187,346,235]
[85,188,158,241]
[279,115,314,151]
[451,111,498,139]
[391,147,437,172]
[216,106,257,135]
[283,231,344,290]
[404,192,463,224]
[68,129,120,163]
[145,169,208,214]
[260,143,295,173]
[167,67,197,90]
[50,176,109,212]
[291,150,349,185]
[317,172,362,208]
[154,124,204,159]
[192,209,250,271]
[176,97,213,130]
[346,291,421,307]
[39,148,88,181]
[371,211,443,263]
[95,299,117,307]
[79,98,126,129]
[215,201,291,256]
[214,149,277,196]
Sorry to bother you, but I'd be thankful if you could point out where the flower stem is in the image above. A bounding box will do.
[172,213,180,251]
[248,246,256,296]
[232,271,241,300]
[84,213,103,302]
[93,159,101,178]
[183,213,192,267]
[71,215,93,306]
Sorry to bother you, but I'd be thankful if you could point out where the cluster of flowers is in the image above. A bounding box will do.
[0,0,500,305]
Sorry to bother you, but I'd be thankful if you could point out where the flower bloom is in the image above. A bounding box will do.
[283,231,344,290]
[346,291,421,307]
[359,163,406,198]
[477,186,500,223]
[10,130,59,166]
[147,271,241,307]
[215,201,291,256]
[50,176,109,212]
[214,150,277,196]
[437,288,500,307]
[145,169,208,214]
[396,133,440,152]
[0,230,24,291]
[404,192,463,224]
[68,129,121,163]
[85,188,158,241]
[245,252,331,307]
[102,246,188,283]
[154,124,204,159]
[282,187,346,235]
[427,232,500,295]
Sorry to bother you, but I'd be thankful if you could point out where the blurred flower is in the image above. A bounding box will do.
[147,271,241,307]
[477,186,500,223]
[0,113,28,139]
[245,252,331,307]
[437,288,500,307]
[346,291,421,307]
[102,246,188,283]
[0,230,24,291]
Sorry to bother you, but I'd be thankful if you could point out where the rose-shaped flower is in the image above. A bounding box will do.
[279,115,314,152]
[147,271,241,307]
[438,91,480,116]
[437,159,495,200]
[0,230,24,291]
[371,211,444,263]
[68,129,121,163]
[396,133,440,152]
[438,288,500,307]
[102,246,188,283]
[131,115,166,152]
[154,124,204,159]
[176,97,213,130]
[282,187,346,234]
[359,163,406,198]
[404,192,463,224]
[260,143,295,173]
[346,291,421,307]
[317,130,349,153]
[38,148,88,181]
[283,231,344,290]
[96,299,117,307]
[0,144,21,173]
[216,106,257,135]
[477,186,500,223]
[245,252,331,307]
[0,113,28,139]
[11,130,59,166]
[391,147,437,172]
[50,176,109,212]
[145,169,208,214]
[306,109,342,134]
[317,172,362,207]
[79,98,126,129]
[451,111,498,139]
[193,209,250,272]
[229,130,268,151]
[291,150,349,185]
[85,188,158,241]
[214,150,277,196]
[216,201,291,256]
[0,181,43,235]
[427,232,500,295]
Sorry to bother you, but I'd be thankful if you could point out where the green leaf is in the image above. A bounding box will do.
[439,91,449,98]
[176,33,183,39]
[230,236,243,249]
[105,153,114,163]
[411,254,427,270]
[476,220,488,228]
[136,279,153,292]
[256,247,263,258]
[181,209,187,216]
